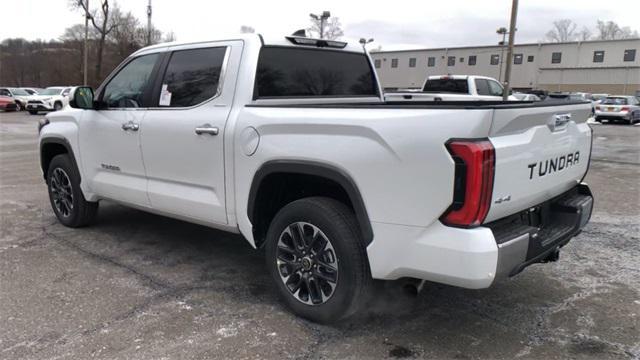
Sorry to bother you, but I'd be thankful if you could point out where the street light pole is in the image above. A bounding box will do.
[83,0,89,85]
[309,11,331,39]
[496,27,507,83]
[502,0,519,101]
[147,0,152,45]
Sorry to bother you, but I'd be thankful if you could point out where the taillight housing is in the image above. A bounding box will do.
[441,139,495,227]
[621,106,630,112]
[595,105,601,111]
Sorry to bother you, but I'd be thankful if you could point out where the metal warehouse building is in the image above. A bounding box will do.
[370,38,640,95]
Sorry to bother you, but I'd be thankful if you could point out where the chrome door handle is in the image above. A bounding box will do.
[121,121,139,131]
[195,124,219,136]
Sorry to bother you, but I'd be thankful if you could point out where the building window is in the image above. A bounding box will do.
[593,51,605,63]
[551,52,562,64]
[490,54,500,65]
[459,57,464,63]
[447,56,455,66]
[409,58,416,67]
[527,55,534,62]
[468,55,477,65]
[624,49,636,62]
[391,58,398,68]
[427,57,435,67]
[374,59,381,68]
[514,54,523,64]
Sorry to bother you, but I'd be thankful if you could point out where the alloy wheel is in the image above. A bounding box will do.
[50,168,74,217]
[276,222,339,305]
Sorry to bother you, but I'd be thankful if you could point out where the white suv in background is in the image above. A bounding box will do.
[0,87,37,111]
[26,87,72,115]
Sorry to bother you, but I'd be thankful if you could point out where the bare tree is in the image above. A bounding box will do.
[545,19,577,42]
[71,0,118,83]
[240,25,255,34]
[577,26,592,41]
[307,17,343,40]
[596,20,639,40]
[163,31,176,42]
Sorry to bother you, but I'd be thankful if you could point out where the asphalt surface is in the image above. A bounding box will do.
[1,111,639,360]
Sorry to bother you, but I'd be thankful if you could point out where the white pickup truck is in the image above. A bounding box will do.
[39,34,594,323]
[384,75,516,102]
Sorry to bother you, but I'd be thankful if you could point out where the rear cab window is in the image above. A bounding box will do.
[602,97,628,105]
[254,47,378,98]
[423,78,469,94]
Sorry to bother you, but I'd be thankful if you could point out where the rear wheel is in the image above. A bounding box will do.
[15,102,22,111]
[53,102,63,111]
[47,154,98,227]
[265,197,372,323]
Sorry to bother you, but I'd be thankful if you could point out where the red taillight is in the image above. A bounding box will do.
[595,105,601,110]
[441,140,495,227]
[621,106,630,112]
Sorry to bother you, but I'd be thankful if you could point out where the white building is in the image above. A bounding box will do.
[371,38,640,95]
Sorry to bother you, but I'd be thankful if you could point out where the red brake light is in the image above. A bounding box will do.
[621,106,630,111]
[441,140,495,227]
[595,105,601,110]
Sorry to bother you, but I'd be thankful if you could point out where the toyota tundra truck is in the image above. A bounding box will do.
[384,75,518,102]
[38,34,594,323]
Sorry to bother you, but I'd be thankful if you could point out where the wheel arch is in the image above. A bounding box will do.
[40,137,79,181]
[247,160,373,248]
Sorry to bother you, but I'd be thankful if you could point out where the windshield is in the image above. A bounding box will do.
[601,97,628,105]
[40,88,62,95]
[423,79,469,94]
[9,88,29,95]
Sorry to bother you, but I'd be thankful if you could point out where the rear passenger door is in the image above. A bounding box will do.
[140,41,240,225]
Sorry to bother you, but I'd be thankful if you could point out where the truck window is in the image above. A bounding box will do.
[487,80,504,96]
[475,79,490,95]
[158,47,227,107]
[423,78,469,93]
[101,53,159,108]
[255,47,377,98]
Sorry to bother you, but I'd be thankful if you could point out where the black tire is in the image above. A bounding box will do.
[53,102,63,111]
[28,110,38,115]
[47,154,98,227]
[15,102,22,111]
[265,197,372,323]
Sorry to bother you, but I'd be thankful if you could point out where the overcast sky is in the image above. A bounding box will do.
[2,0,639,50]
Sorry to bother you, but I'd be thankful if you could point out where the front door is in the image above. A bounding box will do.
[140,42,239,225]
[79,53,161,207]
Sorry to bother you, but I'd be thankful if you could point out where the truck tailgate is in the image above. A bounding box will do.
[485,103,592,222]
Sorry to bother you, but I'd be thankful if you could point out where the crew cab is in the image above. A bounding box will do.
[384,75,517,102]
[39,34,594,323]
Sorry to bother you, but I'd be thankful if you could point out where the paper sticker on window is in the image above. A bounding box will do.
[159,84,172,106]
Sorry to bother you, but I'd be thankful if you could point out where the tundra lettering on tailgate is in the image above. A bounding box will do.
[528,152,580,180]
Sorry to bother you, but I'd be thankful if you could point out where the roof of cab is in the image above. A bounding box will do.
[131,33,365,57]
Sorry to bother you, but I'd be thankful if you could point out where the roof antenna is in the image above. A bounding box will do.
[291,29,307,37]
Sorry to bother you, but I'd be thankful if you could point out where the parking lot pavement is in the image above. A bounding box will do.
[1,110,638,360]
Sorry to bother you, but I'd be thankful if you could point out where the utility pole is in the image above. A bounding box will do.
[309,11,331,39]
[83,0,89,85]
[147,0,152,45]
[502,0,519,101]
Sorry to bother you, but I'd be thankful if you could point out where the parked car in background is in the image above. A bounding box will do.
[21,87,44,95]
[0,95,18,111]
[591,93,609,103]
[384,75,518,102]
[547,92,595,115]
[595,96,640,124]
[26,86,72,114]
[526,89,548,100]
[0,87,37,111]
[512,92,541,101]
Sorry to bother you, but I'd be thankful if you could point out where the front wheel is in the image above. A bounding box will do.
[265,197,372,323]
[47,154,98,227]
[53,102,63,111]
[15,102,22,111]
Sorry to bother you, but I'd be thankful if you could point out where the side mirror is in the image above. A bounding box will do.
[69,86,94,109]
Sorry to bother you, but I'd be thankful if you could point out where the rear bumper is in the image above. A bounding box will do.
[490,183,593,279]
[1,103,17,111]
[595,111,631,120]
[26,104,54,111]
[366,183,593,288]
